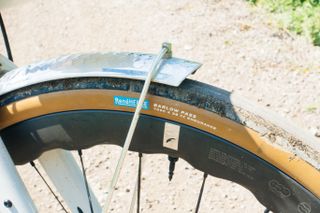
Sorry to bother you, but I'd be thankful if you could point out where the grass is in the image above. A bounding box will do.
[306,105,318,113]
[247,0,320,46]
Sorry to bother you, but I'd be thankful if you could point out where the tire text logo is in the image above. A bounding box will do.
[268,179,291,198]
[297,202,311,213]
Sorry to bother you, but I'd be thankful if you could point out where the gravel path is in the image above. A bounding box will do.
[1,0,319,212]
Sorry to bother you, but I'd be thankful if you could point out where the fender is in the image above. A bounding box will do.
[0,52,201,96]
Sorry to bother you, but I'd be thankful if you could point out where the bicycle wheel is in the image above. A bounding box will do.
[0,64,319,212]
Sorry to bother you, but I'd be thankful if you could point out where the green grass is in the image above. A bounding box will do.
[247,0,320,46]
[306,105,318,113]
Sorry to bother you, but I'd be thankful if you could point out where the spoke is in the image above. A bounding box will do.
[129,153,143,213]
[30,161,68,213]
[0,13,13,61]
[168,156,179,181]
[137,153,142,213]
[78,150,94,213]
[194,173,208,213]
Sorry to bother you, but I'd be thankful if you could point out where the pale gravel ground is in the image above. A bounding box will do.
[1,0,320,212]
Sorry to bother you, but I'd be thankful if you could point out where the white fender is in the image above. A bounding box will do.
[0,52,201,96]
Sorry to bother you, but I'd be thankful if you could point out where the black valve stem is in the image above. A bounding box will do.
[168,156,179,181]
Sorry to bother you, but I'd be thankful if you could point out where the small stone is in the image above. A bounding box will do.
[283,108,290,113]
[184,45,193,51]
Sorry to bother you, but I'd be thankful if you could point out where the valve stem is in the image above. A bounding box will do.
[168,156,179,181]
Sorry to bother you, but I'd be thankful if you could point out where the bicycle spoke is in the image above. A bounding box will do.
[137,153,142,213]
[30,161,68,213]
[77,150,94,213]
[0,13,13,61]
[194,173,208,213]
[168,156,179,181]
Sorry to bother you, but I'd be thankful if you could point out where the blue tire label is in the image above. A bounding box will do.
[114,96,150,110]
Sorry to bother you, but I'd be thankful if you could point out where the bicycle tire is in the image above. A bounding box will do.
[0,76,319,212]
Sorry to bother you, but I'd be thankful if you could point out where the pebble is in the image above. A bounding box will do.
[184,45,193,51]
